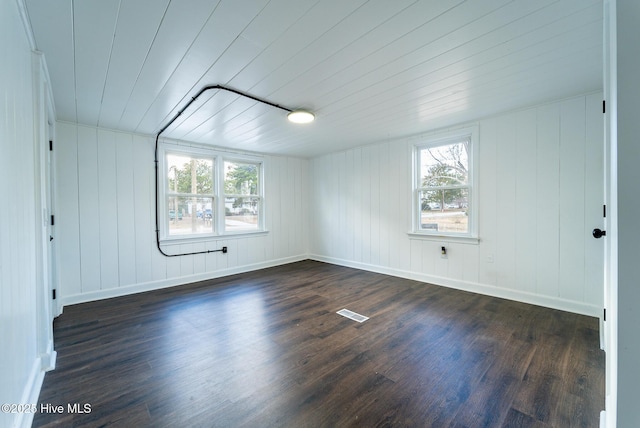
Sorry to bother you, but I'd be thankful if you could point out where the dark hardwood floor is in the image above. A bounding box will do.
[33,260,604,427]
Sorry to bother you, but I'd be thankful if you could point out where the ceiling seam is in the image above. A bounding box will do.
[180,0,378,144]
[318,1,601,125]
[114,0,173,129]
[130,0,228,133]
[148,0,275,140]
[96,0,122,127]
[71,0,78,124]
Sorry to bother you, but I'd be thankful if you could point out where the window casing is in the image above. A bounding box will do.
[223,159,262,233]
[159,144,265,241]
[412,127,478,239]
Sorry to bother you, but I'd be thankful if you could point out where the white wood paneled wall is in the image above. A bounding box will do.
[0,1,45,427]
[55,123,309,306]
[310,93,604,316]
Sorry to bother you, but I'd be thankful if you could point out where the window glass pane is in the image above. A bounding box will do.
[420,141,468,187]
[168,196,214,236]
[167,154,213,195]
[224,161,258,195]
[225,197,259,231]
[419,189,469,233]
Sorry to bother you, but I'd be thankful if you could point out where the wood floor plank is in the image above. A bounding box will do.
[33,261,604,427]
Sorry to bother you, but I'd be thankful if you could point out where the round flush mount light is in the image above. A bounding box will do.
[287,110,315,124]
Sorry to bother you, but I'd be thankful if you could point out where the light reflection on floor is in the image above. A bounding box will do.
[157,283,280,407]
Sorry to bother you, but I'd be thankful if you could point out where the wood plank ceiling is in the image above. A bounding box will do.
[24,0,603,158]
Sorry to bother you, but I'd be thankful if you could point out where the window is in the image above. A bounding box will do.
[224,160,262,232]
[159,144,264,240]
[165,152,215,237]
[413,127,477,238]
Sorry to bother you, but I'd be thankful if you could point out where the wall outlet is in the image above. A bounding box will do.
[441,246,448,259]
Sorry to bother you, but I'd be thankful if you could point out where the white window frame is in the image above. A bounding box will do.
[220,156,265,234]
[410,126,479,243]
[158,143,266,243]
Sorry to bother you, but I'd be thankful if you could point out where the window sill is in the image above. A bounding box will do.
[160,230,269,246]
[407,232,479,245]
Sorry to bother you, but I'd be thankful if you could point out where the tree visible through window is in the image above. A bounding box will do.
[224,160,261,232]
[160,145,265,240]
[166,154,214,236]
[416,134,473,235]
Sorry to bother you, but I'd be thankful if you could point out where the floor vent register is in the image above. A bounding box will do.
[336,308,369,323]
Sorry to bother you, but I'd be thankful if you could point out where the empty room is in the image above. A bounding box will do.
[2,0,639,427]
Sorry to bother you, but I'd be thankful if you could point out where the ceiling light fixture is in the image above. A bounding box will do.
[287,110,315,124]
[154,84,314,258]
[156,85,314,137]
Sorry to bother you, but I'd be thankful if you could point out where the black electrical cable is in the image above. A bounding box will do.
[154,85,294,257]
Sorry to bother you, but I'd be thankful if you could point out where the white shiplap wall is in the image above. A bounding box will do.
[310,93,604,316]
[0,1,45,427]
[55,123,309,305]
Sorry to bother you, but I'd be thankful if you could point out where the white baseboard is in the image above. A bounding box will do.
[13,358,45,428]
[12,342,57,428]
[309,254,601,318]
[62,253,600,318]
[40,338,57,372]
[53,300,63,318]
[61,255,308,308]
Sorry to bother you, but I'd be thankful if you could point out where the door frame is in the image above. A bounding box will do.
[602,0,618,426]
[33,51,57,372]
